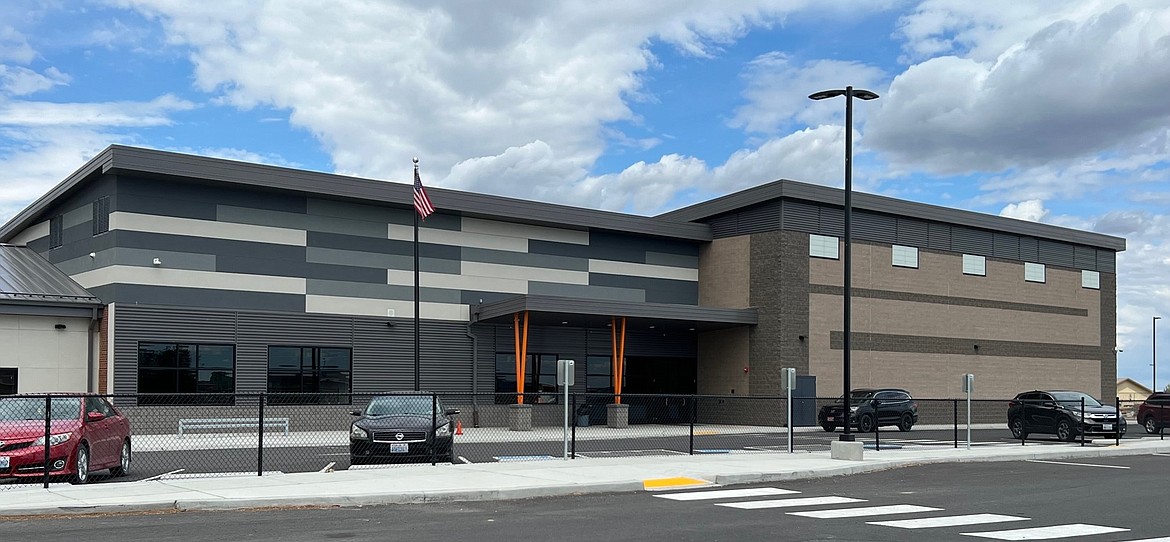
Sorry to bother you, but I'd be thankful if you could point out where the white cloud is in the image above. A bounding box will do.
[0,66,70,96]
[999,199,1047,222]
[0,94,195,127]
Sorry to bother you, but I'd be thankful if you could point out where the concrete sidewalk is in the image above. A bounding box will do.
[2,437,1167,517]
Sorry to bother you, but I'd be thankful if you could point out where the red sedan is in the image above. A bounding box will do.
[0,394,132,484]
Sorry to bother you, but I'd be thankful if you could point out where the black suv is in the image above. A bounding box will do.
[818,388,918,433]
[349,392,460,465]
[1007,390,1125,441]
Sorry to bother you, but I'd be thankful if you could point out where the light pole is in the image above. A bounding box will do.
[1155,316,1162,392]
[809,86,879,442]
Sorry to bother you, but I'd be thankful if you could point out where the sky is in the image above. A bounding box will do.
[1,0,1167,390]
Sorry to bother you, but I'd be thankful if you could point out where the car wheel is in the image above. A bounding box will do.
[857,414,875,433]
[110,439,131,477]
[897,413,914,432]
[1009,418,1028,439]
[1144,416,1160,434]
[820,423,836,433]
[70,443,90,485]
[1056,418,1076,442]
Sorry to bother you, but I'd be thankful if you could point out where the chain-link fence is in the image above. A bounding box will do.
[3,392,1159,491]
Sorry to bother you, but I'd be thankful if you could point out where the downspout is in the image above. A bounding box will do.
[87,306,100,393]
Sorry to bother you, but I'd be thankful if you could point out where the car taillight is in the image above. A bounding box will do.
[1008,401,1019,409]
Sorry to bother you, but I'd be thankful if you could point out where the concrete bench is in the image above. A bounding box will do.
[177,417,290,437]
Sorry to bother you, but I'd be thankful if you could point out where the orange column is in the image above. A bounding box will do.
[611,316,626,404]
[514,311,529,404]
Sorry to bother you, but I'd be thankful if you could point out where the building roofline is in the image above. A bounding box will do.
[657,179,1126,252]
[473,294,758,331]
[0,145,712,242]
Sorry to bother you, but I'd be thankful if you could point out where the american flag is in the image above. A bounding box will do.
[413,163,435,220]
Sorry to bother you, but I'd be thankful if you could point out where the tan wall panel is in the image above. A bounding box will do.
[698,327,750,395]
[699,236,750,308]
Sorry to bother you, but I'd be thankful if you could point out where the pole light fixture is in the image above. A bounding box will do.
[809,86,879,442]
[1155,316,1162,392]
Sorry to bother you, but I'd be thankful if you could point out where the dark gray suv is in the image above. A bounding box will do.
[818,388,918,433]
[1007,390,1125,441]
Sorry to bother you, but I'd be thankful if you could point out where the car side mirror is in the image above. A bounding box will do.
[86,411,105,422]
[1042,401,1055,407]
[349,410,363,416]
[444,408,460,416]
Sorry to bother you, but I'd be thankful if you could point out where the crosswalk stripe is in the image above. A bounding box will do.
[869,514,1030,529]
[1115,538,1170,541]
[790,505,943,518]
[653,488,799,501]
[716,496,865,509]
[962,523,1129,540]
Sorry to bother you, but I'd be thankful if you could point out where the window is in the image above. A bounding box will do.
[891,245,919,268]
[49,215,63,249]
[962,254,985,276]
[0,368,15,395]
[267,346,352,405]
[1082,270,1100,289]
[586,355,614,393]
[92,196,110,235]
[1025,262,1045,283]
[809,234,839,259]
[494,352,561,404]
[138,343,235,405]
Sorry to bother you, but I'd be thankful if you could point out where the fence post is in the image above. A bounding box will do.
[257,392,265,477]
[431,393,438,466]
[1079,396,1085,447]
[873,399,880,451]
[689,396,696,455]
[43,395,51,489]
[1116,396,1121,446]
[571,393,577,459]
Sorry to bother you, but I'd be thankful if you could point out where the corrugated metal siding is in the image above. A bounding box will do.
[1074,245,1097,270]
[819,206,844,237]
[1039,239,1075,268]
[236,312,355,393]
[736,202,781,235]
[928,223,951,251]
[417,321,474,393]
[1021,237,1040,262]
[353,318,414,394]
[781,201,820,233]
[896,218,929,247]
[951,226,994,256]
[112,305,240,395]
[853,211,896,244]
[1097,249,1115,273]
[993,233,1020,260]
[709,214,738,238]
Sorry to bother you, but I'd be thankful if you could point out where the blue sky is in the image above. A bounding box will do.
[1,1,1168,389]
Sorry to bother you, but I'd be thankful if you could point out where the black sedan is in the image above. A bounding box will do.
[349,392,459,465]
[1007,390,1125,442]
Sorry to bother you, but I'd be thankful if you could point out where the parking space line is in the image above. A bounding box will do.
[716,496,865,509]
[1025,459,1130,469]
[654,487,797,500]
[869,514,1029,529]
[1116,537,1170,541]
[790,504,942,518]
[961,523,1128,540]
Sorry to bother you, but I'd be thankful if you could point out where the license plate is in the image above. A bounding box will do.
[389,443,408,453]
[826,417,835,422]
[1102,424,1113,431]
[0,456,8,469]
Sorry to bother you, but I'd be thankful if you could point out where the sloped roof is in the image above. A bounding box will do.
[0,244,102,308]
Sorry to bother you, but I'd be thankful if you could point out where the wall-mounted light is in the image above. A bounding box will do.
[152,257,162,266]
[385,322,395,328]
[798,335,806,342]
[973,344,980,351]
[88,252,96,259]
[743,366,750,374]
[54,324,67,330]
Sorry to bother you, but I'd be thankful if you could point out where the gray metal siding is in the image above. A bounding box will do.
[1021,237,1039,262]
[1039,239,1075,268]
[1074,245,1097,270]
[112,305,240,395]
[853,211,896,244]
[588,274,698,304]
[951,226,994,256]
[928,223,951,251]
[118,175,309,214]
[108,284,306,312]
[1097,249,1116,273]
[819,206,844,237]
[993,233,1020,260]
[736,202,781,235]
[896,218,929,247]
[781,201,819,233]
[709,214,738,238]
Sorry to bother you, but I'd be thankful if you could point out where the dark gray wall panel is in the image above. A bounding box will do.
[528,239,592,259]
[461,246,588,271]
[236,311,355,393]
[307,231,407,253]
[1021,237,1039,261]
[118,175,308,214]
[108,284,305,312]
[993,232,1020,260]
[645,251,699,268]
[588,273,698,304]
[117,231,306,262]
[1074,245,1097,270]
[709,214,738,238]
[461,290,525,306]
[1039,239,1075,267]
[819,206,844,237]
[1097,249,1115,273]
[589,231,698,262]
[217,256,385,283]
[896,218,929,247]
[928,223,951,250]
[112,305,240,395]
[737,202,781,235]
[951,226,994,256]
[117,192,219,221]
[853,211,896,244]
[528,281,646,302]
[781,200,820,233]
[306,279,414,300]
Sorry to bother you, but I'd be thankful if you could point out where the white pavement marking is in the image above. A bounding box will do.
[654,488,799,501]
[962,523,1129,540]
[869,514,1030,529]
[1025,459,1131,469]
[790,505,943,518]
[716,496,864,509]
[1117,538,1170,541]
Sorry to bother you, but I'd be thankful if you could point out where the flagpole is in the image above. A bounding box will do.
[413,157,421,392]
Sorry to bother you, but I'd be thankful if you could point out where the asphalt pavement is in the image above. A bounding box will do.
[2,430,1168,518]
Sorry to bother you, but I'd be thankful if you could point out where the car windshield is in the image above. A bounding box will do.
[1051,392,1102,408]
[365,395,442,417]
[0,397,82,421]
[836,391,876,405]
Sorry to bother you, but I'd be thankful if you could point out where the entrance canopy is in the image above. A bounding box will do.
[472,294,757,331]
